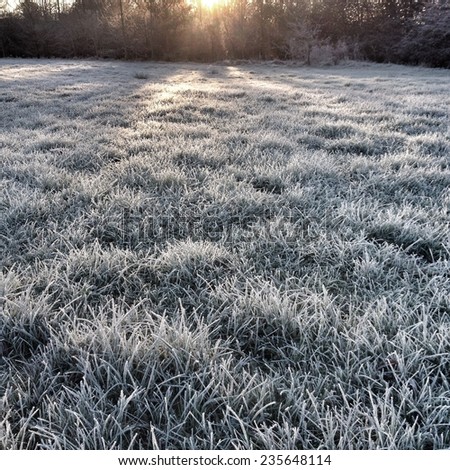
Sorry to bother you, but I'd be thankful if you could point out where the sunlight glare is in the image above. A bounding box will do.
[200,0,224,9]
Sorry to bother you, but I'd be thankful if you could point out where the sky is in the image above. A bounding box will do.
[5,0,21,11]
[5,0,18,10]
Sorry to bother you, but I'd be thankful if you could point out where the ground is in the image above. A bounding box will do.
[1,59,449,449]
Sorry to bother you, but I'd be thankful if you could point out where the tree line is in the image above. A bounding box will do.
[0,0,449,67]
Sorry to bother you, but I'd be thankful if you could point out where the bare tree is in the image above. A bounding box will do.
[118,0,127,57]
[286,18,320,65]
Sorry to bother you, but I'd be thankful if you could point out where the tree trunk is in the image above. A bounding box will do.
[118,0,127,58]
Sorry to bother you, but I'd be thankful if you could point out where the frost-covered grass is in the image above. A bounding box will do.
[1,59,450,450]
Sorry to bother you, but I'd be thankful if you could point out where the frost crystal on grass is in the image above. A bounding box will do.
[1,59,450,450]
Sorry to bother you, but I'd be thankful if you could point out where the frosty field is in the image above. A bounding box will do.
[1,59,450,450]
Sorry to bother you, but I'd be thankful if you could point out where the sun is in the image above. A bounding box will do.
[200,0,224,9]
